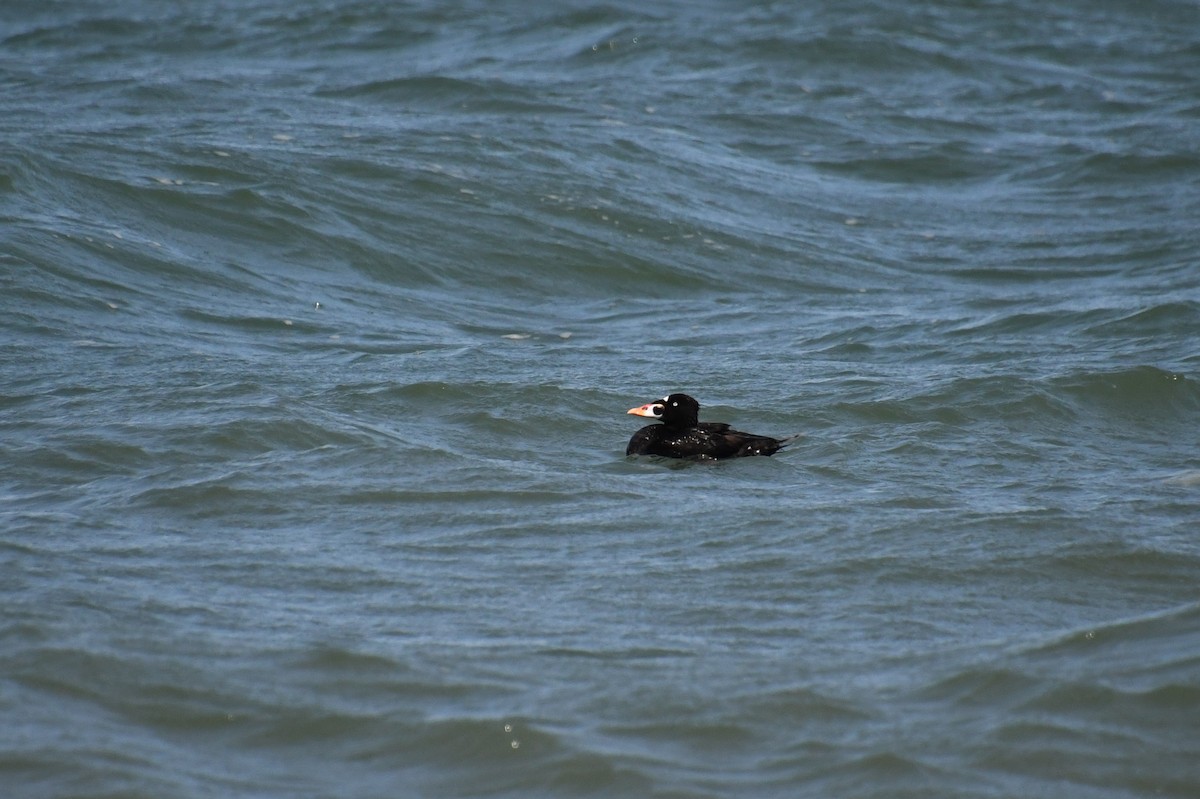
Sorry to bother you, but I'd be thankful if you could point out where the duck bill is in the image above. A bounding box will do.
[627,403,662,418]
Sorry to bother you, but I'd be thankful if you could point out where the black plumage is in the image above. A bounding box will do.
[625,393,790,460]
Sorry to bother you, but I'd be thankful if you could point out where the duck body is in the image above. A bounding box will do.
[625,393,789,460]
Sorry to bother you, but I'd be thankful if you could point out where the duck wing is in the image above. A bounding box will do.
[674,423,785,460]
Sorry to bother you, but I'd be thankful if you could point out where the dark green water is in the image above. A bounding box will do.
[3,1,1199,797]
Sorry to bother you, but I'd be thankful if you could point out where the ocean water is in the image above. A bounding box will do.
[2,1,1199,797]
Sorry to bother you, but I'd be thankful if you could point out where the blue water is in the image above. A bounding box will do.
[3,1,1199,797]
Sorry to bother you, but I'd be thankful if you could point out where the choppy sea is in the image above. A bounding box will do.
[3,1,1199,797]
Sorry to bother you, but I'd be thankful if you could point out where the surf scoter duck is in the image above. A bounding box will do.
[625,393,791,459]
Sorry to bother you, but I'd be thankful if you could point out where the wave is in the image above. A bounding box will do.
[1052,364,1199,422]
[911,602,1200,796]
